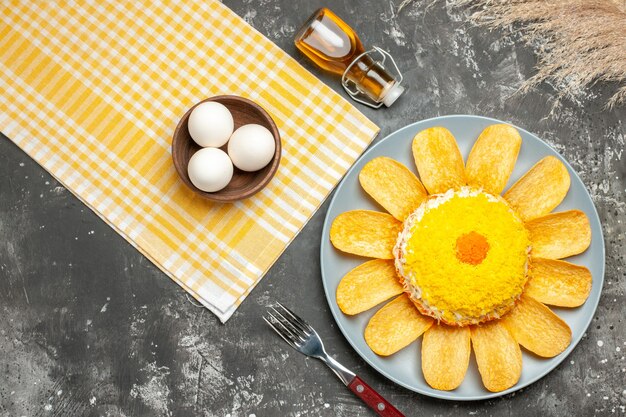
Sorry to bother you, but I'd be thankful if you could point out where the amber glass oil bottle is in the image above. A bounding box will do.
[295,8,404,107]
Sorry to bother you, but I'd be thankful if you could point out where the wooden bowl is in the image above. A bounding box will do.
[172,95,281,202]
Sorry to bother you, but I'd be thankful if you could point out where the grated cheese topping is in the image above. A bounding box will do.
[394,188,530,326]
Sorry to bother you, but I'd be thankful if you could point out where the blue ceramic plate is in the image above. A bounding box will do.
[320,115,605,400]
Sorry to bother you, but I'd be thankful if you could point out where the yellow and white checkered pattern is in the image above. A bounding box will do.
[0,0,379,321]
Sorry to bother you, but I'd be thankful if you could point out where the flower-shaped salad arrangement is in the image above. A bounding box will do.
[330,124,592,392]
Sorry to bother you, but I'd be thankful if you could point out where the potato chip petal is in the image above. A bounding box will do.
[359,157,428,221]
[527,210,591,259]
[330,210,402,259]
[412,127,466,194]
[422,325,471,390]
[504,156,570,221]
[471,321,522,392]
[466,124,522,195]
[364,295,434,356]
[501,295,572,358]
[525,258,592,307]
[336,259,404,315]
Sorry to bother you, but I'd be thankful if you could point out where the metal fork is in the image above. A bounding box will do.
[264,303,405,417]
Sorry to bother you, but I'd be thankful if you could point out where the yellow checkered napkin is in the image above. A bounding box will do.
[0,0,379,321]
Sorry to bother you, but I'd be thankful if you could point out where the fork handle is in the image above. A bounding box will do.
[348,376,405,417]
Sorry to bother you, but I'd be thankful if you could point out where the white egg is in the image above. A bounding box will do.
[227,124,276,172]
[187,102,234,147]
[187,148,233,192]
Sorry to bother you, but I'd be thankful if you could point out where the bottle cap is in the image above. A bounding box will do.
[341,47,404,109]
[382,83,404,107]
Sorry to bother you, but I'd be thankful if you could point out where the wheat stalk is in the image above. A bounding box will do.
[401,0,626,108]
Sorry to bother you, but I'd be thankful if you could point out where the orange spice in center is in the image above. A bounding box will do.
[455,231,489,265]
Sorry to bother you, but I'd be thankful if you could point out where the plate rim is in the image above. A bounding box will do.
[320,114,606,401]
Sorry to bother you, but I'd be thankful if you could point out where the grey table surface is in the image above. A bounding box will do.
[1,1,625,416]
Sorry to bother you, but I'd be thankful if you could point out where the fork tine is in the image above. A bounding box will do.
[269,307,307,341]
[265,313,301,346]
[276,302,311,329]
[276,302,314,333]
[263,316,298,349]
[266,310,304,343]
[276,309,311,337]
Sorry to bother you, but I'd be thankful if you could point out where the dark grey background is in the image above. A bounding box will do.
[1,1,624,416]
